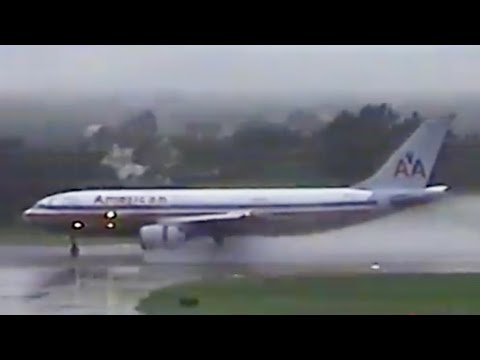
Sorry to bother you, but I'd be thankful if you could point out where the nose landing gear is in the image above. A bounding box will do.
[69,236,80,258]
[68,221,85,258]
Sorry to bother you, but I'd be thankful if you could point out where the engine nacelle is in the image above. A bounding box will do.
[139,224,186,250]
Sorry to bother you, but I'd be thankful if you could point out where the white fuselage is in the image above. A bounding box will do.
[22,186,446,239]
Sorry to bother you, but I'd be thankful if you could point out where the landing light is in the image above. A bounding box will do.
[72,221,84,230]
[105,210,117,220]
[106,222,115,229]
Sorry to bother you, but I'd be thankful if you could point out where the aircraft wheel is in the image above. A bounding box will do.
[70,242,80,258]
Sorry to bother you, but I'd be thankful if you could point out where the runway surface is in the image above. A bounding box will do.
[2,193,480,314]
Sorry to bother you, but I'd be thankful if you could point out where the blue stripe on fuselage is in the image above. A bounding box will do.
[35,200,378,211]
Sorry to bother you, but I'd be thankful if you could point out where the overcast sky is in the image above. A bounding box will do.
[0,45,479,96]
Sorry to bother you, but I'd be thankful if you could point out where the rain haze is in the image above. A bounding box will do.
[1,45,480,144]
[0,45,480,96]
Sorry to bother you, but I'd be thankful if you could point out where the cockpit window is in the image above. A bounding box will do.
[34,198,48,207]
[34,195,67,208]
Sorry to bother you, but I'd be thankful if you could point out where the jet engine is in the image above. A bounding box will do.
[139,224,187,250]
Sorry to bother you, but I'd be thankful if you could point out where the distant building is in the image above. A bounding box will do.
[83,124,104,138]
[100,144,149,181]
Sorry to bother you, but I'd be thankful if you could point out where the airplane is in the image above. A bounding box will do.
[22,117,452,258]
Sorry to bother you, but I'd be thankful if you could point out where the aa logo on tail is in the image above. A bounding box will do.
[394,151,426,178]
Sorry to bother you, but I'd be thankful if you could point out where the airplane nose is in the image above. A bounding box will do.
[22,209,33,221]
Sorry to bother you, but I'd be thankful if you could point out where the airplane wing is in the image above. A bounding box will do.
[156,210,255,226]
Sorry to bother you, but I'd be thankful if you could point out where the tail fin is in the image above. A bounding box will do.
[355,117,452,190]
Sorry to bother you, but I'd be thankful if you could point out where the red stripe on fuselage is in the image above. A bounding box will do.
[23,208,378,224]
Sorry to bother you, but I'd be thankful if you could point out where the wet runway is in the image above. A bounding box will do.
[2,193,480,314]
[0,247,201,315]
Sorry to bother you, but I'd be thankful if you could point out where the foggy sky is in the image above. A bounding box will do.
[1,45,480,96]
